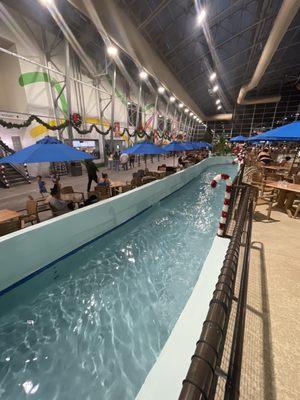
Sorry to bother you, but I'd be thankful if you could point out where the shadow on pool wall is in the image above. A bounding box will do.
[0,156,234,295]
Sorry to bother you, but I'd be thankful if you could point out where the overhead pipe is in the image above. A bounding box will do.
[237,0,300,105]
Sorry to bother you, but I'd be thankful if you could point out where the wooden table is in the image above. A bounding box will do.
[263,165,290,172]
[0,209,21,223]
[148,170,166,178]
[266,182,300,209]
[110,181,127,196]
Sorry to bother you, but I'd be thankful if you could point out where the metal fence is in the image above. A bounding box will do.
[178,178,254,400]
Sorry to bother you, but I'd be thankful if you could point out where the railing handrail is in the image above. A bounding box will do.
[178,183,253,400]
[224,197,253,400]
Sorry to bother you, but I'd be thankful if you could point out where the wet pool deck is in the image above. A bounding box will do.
[240,204,300,400]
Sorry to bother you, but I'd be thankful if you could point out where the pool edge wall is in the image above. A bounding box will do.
[135,235,230,400]
[0,156,233,295]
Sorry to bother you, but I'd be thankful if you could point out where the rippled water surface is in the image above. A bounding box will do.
[0,164,236,400]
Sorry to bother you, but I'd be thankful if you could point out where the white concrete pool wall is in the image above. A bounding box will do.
[136,235,230,400]
[0,156,233,295]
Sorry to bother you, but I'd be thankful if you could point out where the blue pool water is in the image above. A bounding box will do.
[0,164,236,400]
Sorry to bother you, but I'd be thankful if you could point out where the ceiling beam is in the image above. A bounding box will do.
[138,0,173,30]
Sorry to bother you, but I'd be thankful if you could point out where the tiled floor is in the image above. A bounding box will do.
[240,205,300,399]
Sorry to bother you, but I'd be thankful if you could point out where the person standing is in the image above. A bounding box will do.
[108,152,114,170]
[114,151,120,172]
[120,152,129,171]
[84,159,99,192]
[129,154,135,169]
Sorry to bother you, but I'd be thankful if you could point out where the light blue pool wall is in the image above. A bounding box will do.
[0,156,233,294]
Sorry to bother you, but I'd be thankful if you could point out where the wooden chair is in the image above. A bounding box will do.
[127,173,143,188]
[61,186,84,205]
[293,174,300,184]
[121,184,132,193]
[142,176,157,185]
[0,219,21,236]
[49,203,68,217]
[94,186,110,200]
[264,173,281,182]
[18,197,39,226]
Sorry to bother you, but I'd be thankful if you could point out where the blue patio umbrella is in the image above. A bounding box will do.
[181,142,195,151]
[163,141,187,152]
[0,136,92,163]
[199,141,213,149]
[122,141,167,155]
[247,121,300,142]
[229,135,248,143]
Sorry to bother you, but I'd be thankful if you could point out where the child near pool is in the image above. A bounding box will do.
[37,175,47,196]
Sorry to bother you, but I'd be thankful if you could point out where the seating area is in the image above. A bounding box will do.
[243,147,300,220]
[0,154,207,236]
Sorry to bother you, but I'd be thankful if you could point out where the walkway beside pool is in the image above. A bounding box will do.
[239,205,299,400]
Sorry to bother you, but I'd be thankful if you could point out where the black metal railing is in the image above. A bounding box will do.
[178,182,254,400]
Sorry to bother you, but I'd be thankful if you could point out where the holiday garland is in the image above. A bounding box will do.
[0,114,173,140]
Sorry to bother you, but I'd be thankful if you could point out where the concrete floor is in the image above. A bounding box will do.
[240,204,300,400]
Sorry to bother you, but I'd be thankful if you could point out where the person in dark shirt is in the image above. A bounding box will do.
[113,151,120,172]
[84,159,99,192]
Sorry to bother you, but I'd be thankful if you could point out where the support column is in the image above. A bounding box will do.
[163,101,169,131]
[249,104,256,136]
[178,112,183,134]
[186,118,192,140]
[135,83,142,143]
[41,31,61,140]
[152,94,158,142]
[110,63,117,151]
[65,40,73,140]
[183,114,188,134]
[172,108,177,138]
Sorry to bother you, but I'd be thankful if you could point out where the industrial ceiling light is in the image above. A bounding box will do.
[139,70,148,80]
[193,115,197,119]
[184,108,189,113]
[158,86,165,94]
[107,45,118,57]
[179,103,184,108]
[190,112,193,116]
[212,85,219,92]
[170,96,176,102]
[215,99,221,105]
[217,105,222,110]
[40,0,53,5]
[210,72,217,81]
[197,9,206,24]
